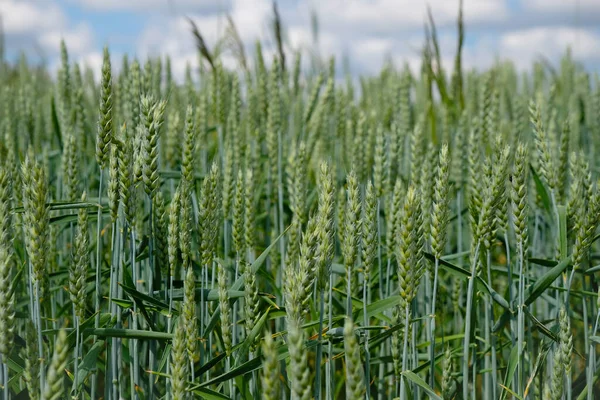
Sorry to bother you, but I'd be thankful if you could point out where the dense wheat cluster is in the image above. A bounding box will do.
[1,5,600,400]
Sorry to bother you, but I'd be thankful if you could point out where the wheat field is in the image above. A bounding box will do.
[0,3,598,400]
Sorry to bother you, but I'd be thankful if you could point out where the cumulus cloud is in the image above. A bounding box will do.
[0,1,66,35]
[3,0,600,80]
[129,0,600,80]
[39,23,95,57]
[75,51,104,79]
[136,0,272,79]
[1,0,96,69]
[500,26,600,69]
[301,0,508,34]
[71,0,229,14]
[280,0,504,75]
[526,0,600,13]
[282,0,599,75]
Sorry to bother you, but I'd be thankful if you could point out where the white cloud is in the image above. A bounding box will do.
[273,0,513,76]
[499,26,600,69]
[0,1,66,35]
[288,26,340,59]
[72,0,229,13]
[0,0,98,77]
[526,0,600,13]
[39,23,95,57]
[136,0,272,80]
[128,0,600,83]
[297,0,508,36]
[76,51,104,80]
[134,0,512,80]
[281,0,600,75]
[3,0,599,81]
[281,1,506,75]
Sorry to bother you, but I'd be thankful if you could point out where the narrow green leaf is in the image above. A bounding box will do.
[524,340,552,398]
[9,262,25,299]
[576,363,600,400]
[156,342,172,383]
[49,209,110,226]
[424,252,511,311]
[558,205,567,259]
[416,333,466,349]
[524,307,558,342]
[76,340,104,388]
[84,328,173,340]
[190,387,232,400]
[589,336,600,345]
[401,371,442,400]
[528,258,558,267]
[121,282,170,311]
[111,298,134,309]
[492,310,512,333]
[530,165,552,216]
[198,357,262,388]
[50,94,63,150]
[355,296,401,322]
[499,385,523,400]
[499,343,520,400]
[585,264,600,274]
[155,288,245,302]
[525,256,572,306]
[234,307,271,366]
[14,201,101,214]
[424,252,469,276]
[195,353,226,377]
[478,278,511,312]
[204,228,288,339]
[412,354,445,374]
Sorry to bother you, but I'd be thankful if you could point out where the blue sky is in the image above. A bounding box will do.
[2,0,600,79]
